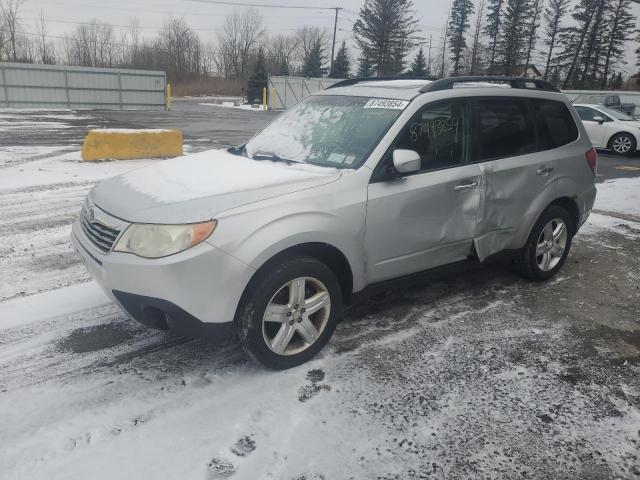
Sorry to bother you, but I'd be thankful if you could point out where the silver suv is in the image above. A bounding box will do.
[72,76,597,369]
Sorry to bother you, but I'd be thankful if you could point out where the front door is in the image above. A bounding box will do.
[575,106,608,147]
[365,99,481,284]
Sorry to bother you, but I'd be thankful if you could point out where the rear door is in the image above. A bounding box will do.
[473,96,560,260]
[365,99,482,283]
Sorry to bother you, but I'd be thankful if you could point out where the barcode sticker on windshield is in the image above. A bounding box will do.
[364,99,409,110]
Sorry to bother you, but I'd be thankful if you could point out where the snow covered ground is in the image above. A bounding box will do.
[1,110,640,479]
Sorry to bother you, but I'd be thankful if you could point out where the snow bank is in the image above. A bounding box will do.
[594,176,640,217]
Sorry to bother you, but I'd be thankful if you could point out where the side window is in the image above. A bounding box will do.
[575,106,601,122]
[532,99,579,150]
[477,98,537,161]
[393,100,470,173]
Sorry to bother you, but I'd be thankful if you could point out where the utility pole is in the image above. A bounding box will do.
[330,6,342,74]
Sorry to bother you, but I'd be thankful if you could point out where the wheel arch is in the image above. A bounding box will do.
[236,242,355,320]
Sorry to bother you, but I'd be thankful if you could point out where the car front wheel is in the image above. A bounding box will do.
[236,256,342,369]
[514,205,573,281]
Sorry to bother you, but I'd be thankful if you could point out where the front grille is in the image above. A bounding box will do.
[81,204,120,252]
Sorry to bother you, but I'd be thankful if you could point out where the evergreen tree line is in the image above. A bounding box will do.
[443,0,636,88]
[353,0,638,89]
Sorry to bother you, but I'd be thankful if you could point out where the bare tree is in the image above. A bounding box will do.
[35,10,55,64]
[0,0,24,61]
[266,33,299,75]
[296,26,327,72]
[216,9,264,80]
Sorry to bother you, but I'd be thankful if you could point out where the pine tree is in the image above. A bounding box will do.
[600,0,635,89]
[357,53,373,77]
[329,41,350,78]
[353,0,421,76]
[469,0,486,75]
[302,40,325,77]
[609,71,623,90]
[576,0,608,89]
[542,0,570,80]
[483,0,504,69]
[406,47,428,76]
[560,0,600,89]
[247,47,268,104]
[498,0,533,75]
[523,0,543,77]
[448,0,475,76]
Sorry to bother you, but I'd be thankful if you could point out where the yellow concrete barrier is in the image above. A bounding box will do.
[81,129,183,161]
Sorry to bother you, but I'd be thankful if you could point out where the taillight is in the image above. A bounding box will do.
[585,148,597,175]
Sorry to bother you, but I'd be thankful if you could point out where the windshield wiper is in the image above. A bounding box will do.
[251,153,299,165]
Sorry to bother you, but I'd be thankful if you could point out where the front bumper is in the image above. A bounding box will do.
[71,219,255,342]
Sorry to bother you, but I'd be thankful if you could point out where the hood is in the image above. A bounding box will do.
[90,149,341,224]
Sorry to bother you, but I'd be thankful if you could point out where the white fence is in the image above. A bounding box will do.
[268,76,342,110]
[0,62,167,110]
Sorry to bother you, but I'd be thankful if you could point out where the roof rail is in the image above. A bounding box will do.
[326,76,438,90]
[419,76,561,93]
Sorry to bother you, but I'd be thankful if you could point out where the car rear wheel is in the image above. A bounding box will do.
[609,132,636,155]
[514,206,573,281]
[235,256,342,369]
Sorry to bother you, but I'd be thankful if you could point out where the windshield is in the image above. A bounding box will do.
[244,95,406,169]
[598,105,633,121]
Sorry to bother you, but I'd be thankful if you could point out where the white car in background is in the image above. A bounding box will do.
[574,103,640,155]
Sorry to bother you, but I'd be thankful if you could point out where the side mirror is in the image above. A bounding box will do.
[392,149,421,174]
[593,116,605,124]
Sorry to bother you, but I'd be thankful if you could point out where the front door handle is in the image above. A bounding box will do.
[537,166,554,175]
[453,181,479,191]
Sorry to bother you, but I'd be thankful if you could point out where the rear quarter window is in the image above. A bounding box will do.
[476,97,537,161]
[531,99,579,149]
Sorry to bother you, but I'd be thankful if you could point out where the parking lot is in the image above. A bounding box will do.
[1,101,640,479]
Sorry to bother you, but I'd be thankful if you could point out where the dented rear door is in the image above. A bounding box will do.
[472,97,558,260]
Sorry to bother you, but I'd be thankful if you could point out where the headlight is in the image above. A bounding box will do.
[113,221,217,258]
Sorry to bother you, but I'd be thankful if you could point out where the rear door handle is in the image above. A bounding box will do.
[537,166,554,175]
[453,181,479,191]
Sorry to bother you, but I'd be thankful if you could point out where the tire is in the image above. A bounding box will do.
[514,205,573,282]
[235,256,342,370]
[609,132,636,156]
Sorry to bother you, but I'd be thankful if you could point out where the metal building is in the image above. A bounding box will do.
[0,62,167,110]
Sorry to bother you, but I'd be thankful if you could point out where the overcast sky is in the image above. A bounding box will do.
[19,0,640,75]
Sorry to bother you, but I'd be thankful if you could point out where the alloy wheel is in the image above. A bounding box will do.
[612,135,633,154]
[262,277,331,356]
[536,218,568,272]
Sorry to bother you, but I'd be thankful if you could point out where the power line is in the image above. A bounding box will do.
[22,17,307,32]
[187,0,338,10]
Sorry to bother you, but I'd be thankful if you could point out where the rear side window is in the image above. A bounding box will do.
[532,99,579,149]
[477,98,537,161]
